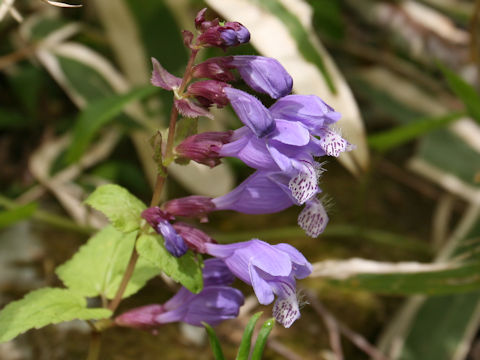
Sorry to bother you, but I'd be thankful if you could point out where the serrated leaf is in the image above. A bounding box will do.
[203,323,226,360]
[236,312,263,360]
[85,184,146,233]
[56,226,160,299]
[0,288,111,343]
[251,318,275,360]
[440,64,480,124]
[66,85,159,163]
[136,234,203,293]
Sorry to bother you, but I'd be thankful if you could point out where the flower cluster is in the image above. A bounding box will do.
[117,8,353,330]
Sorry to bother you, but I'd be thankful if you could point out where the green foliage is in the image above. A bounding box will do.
[440,64,480,124]
[0,203,37,229]
[66,85,159,163]
[368,112,464,152]
[236,312,263,360]
[56,226,160,299]
[0,288,111,343]
[251,318,275,360]
[136,234,203,293]
[203,323,226,360]
[85,184,146,233]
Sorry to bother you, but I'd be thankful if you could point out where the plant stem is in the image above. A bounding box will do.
[108,248,139,312]
[86,331,102,360]
[106,47,200,314]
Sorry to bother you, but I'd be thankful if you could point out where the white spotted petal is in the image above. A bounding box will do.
[298,198,329,238]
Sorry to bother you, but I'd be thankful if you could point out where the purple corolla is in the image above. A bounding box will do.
[212,170,329,237]
[205,239,312,328]
[220,89,353,205]
[115,259,244,328]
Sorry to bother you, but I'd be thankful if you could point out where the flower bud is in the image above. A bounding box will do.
[172,222,216,253]
[115,304,164,330]
[197,22,250,49]
[176,131,233,168]
[187,80,231,108]
[163,196,215,220]
[229,56,293,99]
[141,207,188,257]
[192,57,235,82]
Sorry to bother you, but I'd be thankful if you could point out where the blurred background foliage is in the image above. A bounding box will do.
[0,0,480,359]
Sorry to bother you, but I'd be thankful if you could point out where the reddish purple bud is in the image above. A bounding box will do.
[176,131,233,168]
[174,98,213,119]
[197,22,250,49]
[115,304,164,330]
[151,57,182,90]
[142,207,174,228]
[164,195,215,220]
[182,30,194,49]
[192,57,236,82]
[187,80,231,108]
[172,222,216,253]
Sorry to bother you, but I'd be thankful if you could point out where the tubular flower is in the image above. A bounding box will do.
[205,239,312,328]
[115,259,244,328]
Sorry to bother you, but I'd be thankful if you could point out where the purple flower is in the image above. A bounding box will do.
[229,56,293,99]
[211,170,329,237]
[269,95,354,157]
[116,259,243,328]
[205,239,312,328]
[142,207,188,257]
[221,89,354,204]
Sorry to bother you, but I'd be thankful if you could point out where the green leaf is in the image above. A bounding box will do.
[251,318,275,360]
[439,64,480,124]
[56,226,160,299]
[66,85,159,163]
[203,323,226,360]
[85,184,146,233]
[368,112,463,152]
[324,262,480,295]
[0,203,37,230]
[236,312,263,360]
[136,234,203,293]
[0,288,111,343]
[254,0,336,93]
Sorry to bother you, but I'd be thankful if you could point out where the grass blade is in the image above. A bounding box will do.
[235,312,263,360]
[251,318,275,360]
